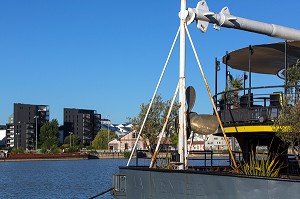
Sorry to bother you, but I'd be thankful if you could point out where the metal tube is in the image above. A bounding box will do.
[225,52,229,109]
[189,4,300,40]
[248,45,252,107]
[35,116,39,150]
[284,40,288,96]
[178,0,187,170]
[215,57,218,106]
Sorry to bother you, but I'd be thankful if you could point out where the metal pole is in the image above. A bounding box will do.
[243,72,246,95]
[107,115,110,150]
[248,45,253,107]
[215,58,218,106]
[34,115,39,151]
[225,52,229,109]
[284,40,288,96]
[17,121,20,149]
[16,133,19,149]
[178,0,187,170]
[69,132,72,147]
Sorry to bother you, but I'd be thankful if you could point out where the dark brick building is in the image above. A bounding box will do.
[63,108,101,146]
[13,103,49,150]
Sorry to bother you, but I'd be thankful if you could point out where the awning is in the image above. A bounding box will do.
[222,40,300,75]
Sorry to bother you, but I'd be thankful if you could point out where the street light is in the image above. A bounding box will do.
[69,132,73,147]
[107,115,110,150]
[17,121,21,149]
[34,115,39,151]
[16,133,20,149]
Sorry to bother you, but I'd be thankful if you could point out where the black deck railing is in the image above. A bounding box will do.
[215,85,293,125]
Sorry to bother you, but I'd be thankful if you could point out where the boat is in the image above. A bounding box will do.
[111,1,300,198]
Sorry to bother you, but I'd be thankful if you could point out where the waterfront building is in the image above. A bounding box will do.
[108,139,120,151]
[0,125,6,148]
[119,130,145,151]
[63,108,101,146]
[5,123,14,148]
[13,103,49,150]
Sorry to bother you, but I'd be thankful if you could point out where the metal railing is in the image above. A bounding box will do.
[134,149,299,176]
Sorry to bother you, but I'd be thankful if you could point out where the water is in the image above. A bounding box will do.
[0,159,128,199]
[0,158,230,199]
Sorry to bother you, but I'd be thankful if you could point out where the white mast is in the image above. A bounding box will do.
[178,0,188,169]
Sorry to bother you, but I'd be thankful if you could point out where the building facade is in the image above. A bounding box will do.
[64,108,101,146]
[6,123,14,148]
[13,103,49,150]
[119,131,145,151]
[0,125,6,148]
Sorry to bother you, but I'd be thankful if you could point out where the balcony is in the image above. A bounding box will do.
[216,86,288,127]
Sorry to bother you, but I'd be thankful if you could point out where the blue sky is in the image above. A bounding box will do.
[1,0,300,125]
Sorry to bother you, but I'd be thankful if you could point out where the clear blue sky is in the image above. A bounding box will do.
[1,0,300,125]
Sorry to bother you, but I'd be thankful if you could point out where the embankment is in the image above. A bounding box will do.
[1,153,89,161]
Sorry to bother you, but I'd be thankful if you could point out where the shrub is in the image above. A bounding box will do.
[124,151,131,158]
[236,150,282,177]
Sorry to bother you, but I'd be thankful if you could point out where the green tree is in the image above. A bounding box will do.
[64,134,81,146]
[129,95,179,150]
[286,59,300,103]
[91,129,117,150]
[40,119,60,153]
[273,60,300,168]
[274,99,300,167]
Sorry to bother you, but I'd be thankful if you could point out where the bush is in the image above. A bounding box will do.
[124,151,131,158]
[41,145,61,154]
[11,148,25,154]
[67,146,80,153]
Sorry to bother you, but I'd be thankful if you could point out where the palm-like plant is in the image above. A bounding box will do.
[237,150,282,177]
[228,74,244,108]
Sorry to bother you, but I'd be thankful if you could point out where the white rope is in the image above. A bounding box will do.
[149,81,179,168]
[127,26,181,166]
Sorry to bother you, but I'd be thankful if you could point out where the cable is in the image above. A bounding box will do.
[88,187,114,199]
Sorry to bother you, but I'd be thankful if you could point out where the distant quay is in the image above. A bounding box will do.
[0,152,90,162]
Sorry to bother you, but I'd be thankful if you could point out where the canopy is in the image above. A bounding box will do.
[222,41,300,75]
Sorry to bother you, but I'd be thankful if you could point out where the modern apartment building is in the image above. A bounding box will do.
[6,123,14,148]
[64,108,101,146]
[13,103,49,150]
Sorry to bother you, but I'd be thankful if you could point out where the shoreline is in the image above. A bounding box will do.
[0,157,88,162]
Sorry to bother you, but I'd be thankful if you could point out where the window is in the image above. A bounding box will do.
[132,133,136,139]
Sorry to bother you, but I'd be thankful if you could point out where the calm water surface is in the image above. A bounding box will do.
[0,159,132,199]
[0,157,228,199]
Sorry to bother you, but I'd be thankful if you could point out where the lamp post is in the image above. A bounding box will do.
[17,121,20,149]
[69,132,73,147]
[34,115,39,151]
[16,133,19,149]
[107,115,110,150]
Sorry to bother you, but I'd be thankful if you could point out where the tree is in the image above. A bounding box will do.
[91,129,117,150]
[129,95,179,150]
[40,119,60,153]
[64,134,81,146]
[274,99,300,167]
[273,60,300,167]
